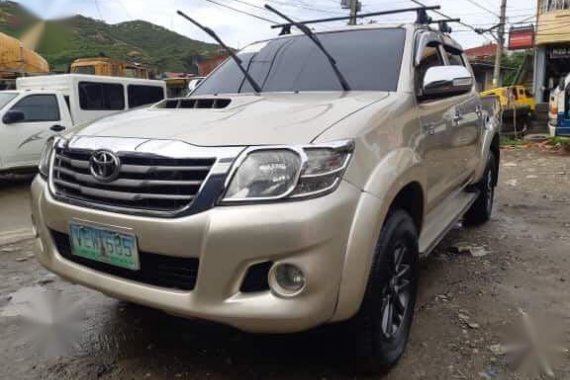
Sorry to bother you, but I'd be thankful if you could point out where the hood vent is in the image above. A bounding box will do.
[164,98,231,109]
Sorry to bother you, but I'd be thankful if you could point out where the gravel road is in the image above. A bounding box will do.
[1,147,569,380]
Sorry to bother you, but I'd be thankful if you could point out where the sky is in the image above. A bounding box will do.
[12,0,537,49]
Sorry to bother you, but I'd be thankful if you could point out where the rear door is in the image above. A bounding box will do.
[1,93,65,168]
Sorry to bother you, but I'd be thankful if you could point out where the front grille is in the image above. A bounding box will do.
[52,147,215,213]
[51,230,199,291]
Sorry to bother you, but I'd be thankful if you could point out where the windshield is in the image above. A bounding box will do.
[0,93,17,109]
[194,28,406,95]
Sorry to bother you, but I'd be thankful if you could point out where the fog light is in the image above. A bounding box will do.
[270,264,306,297]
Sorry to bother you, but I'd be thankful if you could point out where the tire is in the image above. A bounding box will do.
[464,152,497,226]
[352,210,419,374]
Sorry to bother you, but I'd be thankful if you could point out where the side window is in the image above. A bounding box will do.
[10,94,60,122]
[127,85,165,108]
[444,47,465,66]
[79,82,125,111]
[416,44,444,90]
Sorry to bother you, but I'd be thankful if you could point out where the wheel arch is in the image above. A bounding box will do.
[331,169,426,322]
[387,181,424,233]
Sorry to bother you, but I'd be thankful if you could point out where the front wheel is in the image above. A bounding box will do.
[351,210,419,374]
[464,152,497,226]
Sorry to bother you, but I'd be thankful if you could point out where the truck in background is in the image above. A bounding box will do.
[0,32,49,90]
[0,74,166,173]
[70,57,152,79]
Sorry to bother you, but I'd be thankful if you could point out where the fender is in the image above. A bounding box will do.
[332,148,427,321]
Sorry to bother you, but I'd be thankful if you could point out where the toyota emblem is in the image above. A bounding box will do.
[89,150,121,182]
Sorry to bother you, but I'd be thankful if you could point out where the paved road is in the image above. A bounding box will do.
[0,149,569,380]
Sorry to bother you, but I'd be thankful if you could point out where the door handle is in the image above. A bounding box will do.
[50,125,66,132]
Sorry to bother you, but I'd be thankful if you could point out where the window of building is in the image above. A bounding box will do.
[10,94,60,122]
[127,85,165,108]
[79,82,125,111]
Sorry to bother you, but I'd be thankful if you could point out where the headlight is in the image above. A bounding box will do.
[222,140,353,203]
[38,138,56,178]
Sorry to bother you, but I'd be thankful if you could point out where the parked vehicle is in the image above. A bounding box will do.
[0,74,166,173]
[70,57,152,79]
[481,85,536,114]
[549,86,561,136]
[481,85,534,134]
[31,9,500,374]
[550,73,570,137]
[0,31,49,90]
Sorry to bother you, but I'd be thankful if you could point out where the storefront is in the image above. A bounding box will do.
[533,0,570,103]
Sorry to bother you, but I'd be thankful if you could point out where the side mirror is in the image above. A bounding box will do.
[3,110,25,124]
[421,65,474,99]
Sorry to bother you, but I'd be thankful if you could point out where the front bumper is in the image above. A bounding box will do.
[31,176,361,333]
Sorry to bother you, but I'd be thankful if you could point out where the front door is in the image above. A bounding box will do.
[415,43,459,211]
[1,94,63,169]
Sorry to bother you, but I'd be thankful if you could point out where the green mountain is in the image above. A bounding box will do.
[0,0,37,36]
[0,1,221,73]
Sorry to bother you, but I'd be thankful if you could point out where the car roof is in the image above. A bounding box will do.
[251,23,463,52]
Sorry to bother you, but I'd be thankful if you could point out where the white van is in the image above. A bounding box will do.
[0,74,166,173]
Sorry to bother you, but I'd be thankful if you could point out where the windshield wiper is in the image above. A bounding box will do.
[264,4,351,92]
[177,10,262,94]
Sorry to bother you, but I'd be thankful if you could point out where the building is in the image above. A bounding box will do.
[465,44,506,91]
[533,0,570,103]
[196,52,229,77]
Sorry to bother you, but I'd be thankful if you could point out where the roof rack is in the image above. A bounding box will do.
[271,5,441,34]
[430,18,461,33]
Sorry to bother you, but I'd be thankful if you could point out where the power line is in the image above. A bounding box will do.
[268,0,345,15]
[200,0,279,23]
[461,0,500,18]
[93,0,104,20]
[116,0,134,20]
[409,0,483,34]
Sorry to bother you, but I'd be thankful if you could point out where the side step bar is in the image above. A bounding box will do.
[418,190,479,256]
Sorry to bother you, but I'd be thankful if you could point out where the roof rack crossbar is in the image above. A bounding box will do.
[270,5,441,29]
[429,18,461,33]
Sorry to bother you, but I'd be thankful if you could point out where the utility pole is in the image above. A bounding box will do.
[349,0,358,25]
[492,0,507,88]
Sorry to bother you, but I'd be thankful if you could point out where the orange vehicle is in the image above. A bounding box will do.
[70,57,151,79]
[0,32,49,88]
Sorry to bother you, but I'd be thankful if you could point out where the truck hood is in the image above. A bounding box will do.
[74,92,391,146]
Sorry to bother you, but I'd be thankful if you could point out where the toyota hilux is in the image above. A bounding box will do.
[31,7,500,373]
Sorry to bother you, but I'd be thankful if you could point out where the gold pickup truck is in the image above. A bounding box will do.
[31,17,501,374]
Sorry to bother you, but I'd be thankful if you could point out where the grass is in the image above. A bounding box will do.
[500,137,527,147]
[548,136,570,152]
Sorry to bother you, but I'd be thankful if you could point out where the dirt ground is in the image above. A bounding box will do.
[1,147,569,380]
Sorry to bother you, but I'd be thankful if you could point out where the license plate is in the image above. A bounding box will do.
[69,223,140,271]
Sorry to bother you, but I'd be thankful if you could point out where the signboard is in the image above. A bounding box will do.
[508,26,535,50]
[549,46,570,59]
